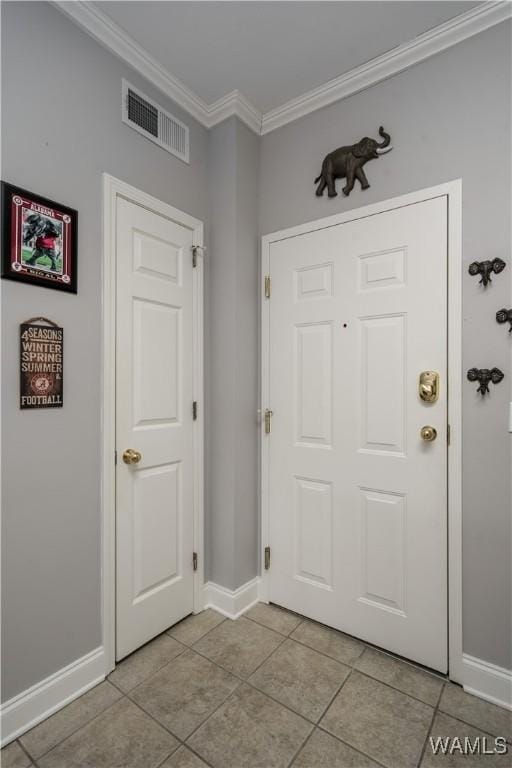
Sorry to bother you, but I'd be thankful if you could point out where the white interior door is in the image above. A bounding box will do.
[267,197,448,672]
[116,196,196,660]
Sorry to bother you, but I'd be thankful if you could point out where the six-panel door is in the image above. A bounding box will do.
[268,197,448,672]
[116,197,194,660]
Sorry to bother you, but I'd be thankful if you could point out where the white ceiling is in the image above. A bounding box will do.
[95,1,480,114]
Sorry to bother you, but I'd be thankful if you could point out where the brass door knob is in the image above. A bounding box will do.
[420,426,437,442]
[123,448,142,465]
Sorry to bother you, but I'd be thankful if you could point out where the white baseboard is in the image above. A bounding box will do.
[0,647,105,747]
[203,577,261,620]
[463,654,512,711]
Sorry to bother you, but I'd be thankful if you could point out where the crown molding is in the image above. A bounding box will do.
[53,1,511,138]
[52,1,212,125]
[261,1,512,134]
[206,90,262,134]
[53,0,264,132]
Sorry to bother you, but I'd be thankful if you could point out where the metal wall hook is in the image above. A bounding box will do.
[467,367,504,395]
[496,308,512,332]
[468,258,506,286]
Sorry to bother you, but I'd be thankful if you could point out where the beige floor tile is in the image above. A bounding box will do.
[161,746,210,768]
[421,712,511,766]
[37,698,178,768]
[290,620,364,666]
[321,671,433,768]
[439,683,512,742]
[245,603,303,636]
[167,609,225,646]
[355,646,444,705]
[11,611,508,768]
[19,681,121,758]
[1,741,33,768]
[131,648,239,739]
[187,683,313,768]
[249,638,349,721]
[294,728,381,767]
[192,616,283,678]
[108,633,184,692]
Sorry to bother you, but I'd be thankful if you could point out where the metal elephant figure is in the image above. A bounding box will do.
[315,126,392,198]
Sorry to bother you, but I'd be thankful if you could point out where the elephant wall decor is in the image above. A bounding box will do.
[496,308,512,332]
[468,258,506,286]
[467,367,504,395]
[315,126,392,198]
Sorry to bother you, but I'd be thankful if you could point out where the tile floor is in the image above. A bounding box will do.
[2,604,511,768]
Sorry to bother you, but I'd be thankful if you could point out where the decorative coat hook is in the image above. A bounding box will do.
[467,367,504,395]
[468,258,506,286]
[496,308,512,332]
[314,126,392,198]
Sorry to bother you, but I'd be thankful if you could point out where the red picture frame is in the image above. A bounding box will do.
[1,182,77,293]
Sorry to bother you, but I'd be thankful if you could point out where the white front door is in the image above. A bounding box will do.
[116,196,197,660]
[266,197,448,672]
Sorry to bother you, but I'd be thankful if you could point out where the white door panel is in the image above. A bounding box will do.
[268,197,448,672]
[116,197,194,660]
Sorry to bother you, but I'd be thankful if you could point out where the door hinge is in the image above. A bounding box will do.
[447,423,451,446]
[264,409,273,434]
[264,275,271,299]
[193,401,198,420]
[193,552,198,571]
[264,546,271,570]
[114,450,117,465]
[192,245,206,268]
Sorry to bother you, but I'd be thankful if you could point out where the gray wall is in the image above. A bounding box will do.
[207,118,260,590]
[259,21,512,670]
[1,1,209,702]
[2,0,510,706]
[206,119,238,591]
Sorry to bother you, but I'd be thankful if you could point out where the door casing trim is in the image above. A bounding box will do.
[102,174,205,674]
[260,180,463,683]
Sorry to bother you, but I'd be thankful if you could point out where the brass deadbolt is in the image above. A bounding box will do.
[419,371,439,403]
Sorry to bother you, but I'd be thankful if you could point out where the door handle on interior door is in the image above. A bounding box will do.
[420,426,437,442]
[123,448,142,465]
[419,371,439,403]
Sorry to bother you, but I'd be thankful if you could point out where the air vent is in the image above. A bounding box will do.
[122,80,189,163]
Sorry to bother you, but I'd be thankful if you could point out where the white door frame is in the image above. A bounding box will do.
[260,180,463,683]
[102,174,205,674]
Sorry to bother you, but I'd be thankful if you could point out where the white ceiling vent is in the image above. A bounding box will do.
[122,80,189,163]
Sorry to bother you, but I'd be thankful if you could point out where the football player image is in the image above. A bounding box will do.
[23,215,62,272]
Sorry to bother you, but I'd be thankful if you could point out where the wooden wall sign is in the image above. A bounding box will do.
[20,317,63,409]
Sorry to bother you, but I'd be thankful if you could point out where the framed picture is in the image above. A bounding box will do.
[1,182,77,293]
